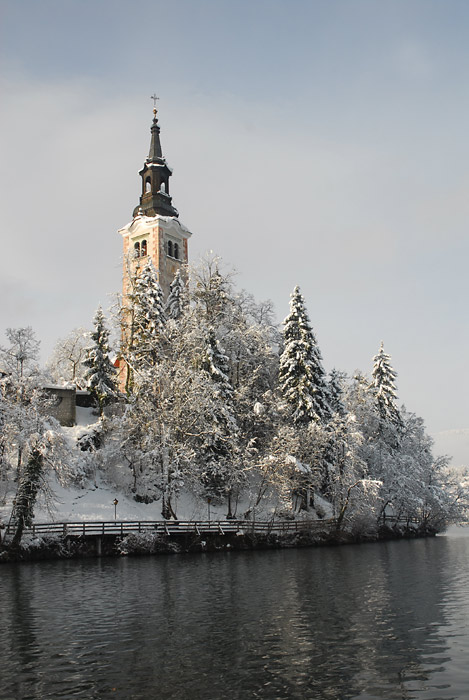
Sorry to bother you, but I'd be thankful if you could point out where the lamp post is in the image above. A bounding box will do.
[113,498,118,521]
[207,497,212,522]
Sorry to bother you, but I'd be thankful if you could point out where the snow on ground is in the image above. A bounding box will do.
[0,467,289,525]
[35,475,159,523]
[31,476,281,523]
[313,492,334,519]
[0,406,325,525]
[0,467,283,525]
[76,406,96,427]
[0,475,147,525]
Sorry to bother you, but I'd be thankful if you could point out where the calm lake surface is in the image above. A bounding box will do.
[2,531,469,699]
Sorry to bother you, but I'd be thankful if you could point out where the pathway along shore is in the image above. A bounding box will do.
[0,517,439,563]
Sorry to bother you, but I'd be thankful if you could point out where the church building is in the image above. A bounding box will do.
[118,104,192,299]
[116,104,192,390]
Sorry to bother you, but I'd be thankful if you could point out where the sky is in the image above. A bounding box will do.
[1,0,468,459]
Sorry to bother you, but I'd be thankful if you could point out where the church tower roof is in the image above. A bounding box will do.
[132,105,179,219]
[148,111,164,161]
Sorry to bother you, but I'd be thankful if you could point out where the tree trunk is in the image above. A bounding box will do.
[226,490,234,519]
[10,516,24,549]
[336,481,361,530]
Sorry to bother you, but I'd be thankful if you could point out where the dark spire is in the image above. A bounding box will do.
[133,106,179,219]
[148,111,163,162]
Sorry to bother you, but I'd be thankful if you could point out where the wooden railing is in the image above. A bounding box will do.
[10,518,338,538]
[378,515,422,525]
[3,516,433,544]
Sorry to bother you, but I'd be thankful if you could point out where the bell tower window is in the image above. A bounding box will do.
[145,177,151,193]
[168,240,173,257]
[174,242,179,260]
[134,241,140,258]
[141,240,147,257]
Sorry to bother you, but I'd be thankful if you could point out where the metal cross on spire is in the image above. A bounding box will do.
[150,93,159,110]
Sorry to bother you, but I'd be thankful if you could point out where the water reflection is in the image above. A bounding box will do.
[1,535,468,699]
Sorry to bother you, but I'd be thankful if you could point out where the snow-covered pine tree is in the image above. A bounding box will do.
[329,368,346,417]
[191,253,233,325]
[279,286,331,425]
[199,329,239,513]
[10,442,44,548]
[371,342,401,429]
[84,307,118,416]
[165,269,186,320]
[130,259,166,367]
[201,329,234,402]
[321,369,348,497]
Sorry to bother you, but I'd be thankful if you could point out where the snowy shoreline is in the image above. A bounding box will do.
[0,520,439,564]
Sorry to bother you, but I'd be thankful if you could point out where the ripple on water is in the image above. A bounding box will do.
[2,537,469,699]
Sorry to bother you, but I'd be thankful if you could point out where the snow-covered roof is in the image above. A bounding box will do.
[144,160,173,175]
[43,384,76,392]
[118,213,192,239]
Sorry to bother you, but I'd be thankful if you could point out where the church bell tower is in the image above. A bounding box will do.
[119,102,192,299]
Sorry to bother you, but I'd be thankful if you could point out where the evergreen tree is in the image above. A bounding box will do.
[279,286,331,425]
[191,254,233,325]
[201,329,234,402]
[130,259,166,366]
[323,369,347,496]
[371,342,401,428]
[199,329,239,513]
[329,369,346,417]
[165,269,186,320]
[11,443,44,548]
[84,307,118,416]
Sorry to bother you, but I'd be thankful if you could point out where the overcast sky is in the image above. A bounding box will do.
[1,0,468,458]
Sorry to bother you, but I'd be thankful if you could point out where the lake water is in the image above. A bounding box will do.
[1,530,469,699]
